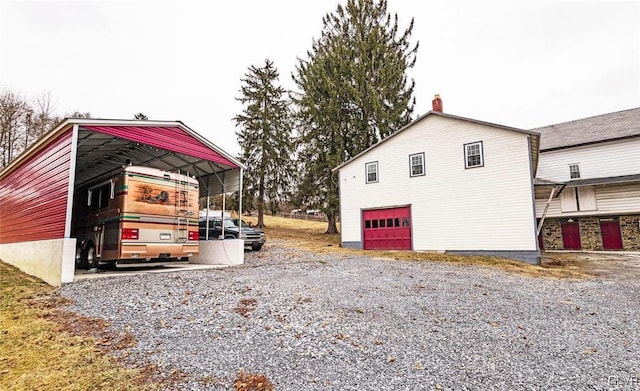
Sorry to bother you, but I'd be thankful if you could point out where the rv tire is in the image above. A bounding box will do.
[75,246,85,269]
[84,244,97,270]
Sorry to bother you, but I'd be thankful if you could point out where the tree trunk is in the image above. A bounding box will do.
[325,211,339,234]
[257,176,265,228]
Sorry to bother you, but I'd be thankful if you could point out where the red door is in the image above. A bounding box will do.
[561,222,581,250]
[363,207,411,250]
[600,220,623,250]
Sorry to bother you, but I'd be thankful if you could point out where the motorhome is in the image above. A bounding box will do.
[73,166,199,269]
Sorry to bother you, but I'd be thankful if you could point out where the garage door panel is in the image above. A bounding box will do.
[363,207,411,250]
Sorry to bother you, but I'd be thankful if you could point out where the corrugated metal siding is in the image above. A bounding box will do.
[0,130,72,244]
[84,126,238,168]
[339,115,537,251]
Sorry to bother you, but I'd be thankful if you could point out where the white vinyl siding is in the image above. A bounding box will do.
[409,153,425,177]
[536,183,640,217]
[339,115,537,251]
[537,138,640,182]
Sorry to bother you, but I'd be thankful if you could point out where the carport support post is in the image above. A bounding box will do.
[221,185,225,237]
[239,168,243,236]
[64,124,79,238]
[205,189,211,240]
[61,124,80,284]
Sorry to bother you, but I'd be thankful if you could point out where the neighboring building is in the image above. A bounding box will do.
[333,106,541,264]
[0,118,244,285]
[535,107,640,251]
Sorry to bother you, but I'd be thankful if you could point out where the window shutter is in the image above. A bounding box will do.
[578,186,597,211]
[560,187,578,212]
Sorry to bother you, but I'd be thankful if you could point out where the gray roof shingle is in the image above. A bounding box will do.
[533,107,640,151]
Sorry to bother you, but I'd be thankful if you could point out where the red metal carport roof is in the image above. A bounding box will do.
[83,125,238,168]
[1,119,243,183]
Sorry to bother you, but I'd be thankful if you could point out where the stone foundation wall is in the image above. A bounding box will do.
[540,219,563,250]
[541,215,640,251]
[579,217,602,250]
[620,215,640,250]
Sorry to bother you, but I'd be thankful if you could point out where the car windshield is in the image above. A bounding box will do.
[233,219,250,228]
[201,218,238,229]
[222,219,237,228]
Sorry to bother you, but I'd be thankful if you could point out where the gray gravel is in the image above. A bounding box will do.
[60,240,640,390]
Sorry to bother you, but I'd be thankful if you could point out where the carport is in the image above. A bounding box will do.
[0,118,244,286]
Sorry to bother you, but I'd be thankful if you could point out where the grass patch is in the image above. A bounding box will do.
[245,214,589,279]
[0,261,164,391]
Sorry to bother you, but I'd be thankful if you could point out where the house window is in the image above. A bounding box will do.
[569,164,581,180]
[409,153,425,177]
[365,161,378,183]
[464,141,484,168]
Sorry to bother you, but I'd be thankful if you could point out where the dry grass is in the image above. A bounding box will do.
[0,261,165,391]
[245,214,590,279]
[233,369,274,391]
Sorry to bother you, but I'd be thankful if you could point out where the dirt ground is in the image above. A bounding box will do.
[540,251,640,280]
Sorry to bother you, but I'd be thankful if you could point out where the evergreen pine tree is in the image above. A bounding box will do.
[293,0,418,234]
[234,59,294,228]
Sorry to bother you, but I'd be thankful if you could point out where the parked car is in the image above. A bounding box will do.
[198,217,266,251]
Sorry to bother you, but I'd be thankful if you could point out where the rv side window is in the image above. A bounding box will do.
[89,183,112,210]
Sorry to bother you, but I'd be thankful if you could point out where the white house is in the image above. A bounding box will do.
[534,107,640,251]
[333,109,541,264]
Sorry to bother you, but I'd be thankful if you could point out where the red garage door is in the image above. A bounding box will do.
[561,222,581,250]
[600,219,623,250]
[363,207,412,250]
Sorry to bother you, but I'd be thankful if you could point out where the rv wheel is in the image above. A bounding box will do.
[75,247,85,269]
[83,244,97,270]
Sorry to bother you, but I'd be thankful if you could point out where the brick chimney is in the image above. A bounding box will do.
[432,94,443,112]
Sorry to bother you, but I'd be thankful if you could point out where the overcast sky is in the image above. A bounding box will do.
[1,0,638,156]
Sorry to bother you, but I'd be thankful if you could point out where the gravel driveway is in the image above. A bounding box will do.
[60,240,640,390]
